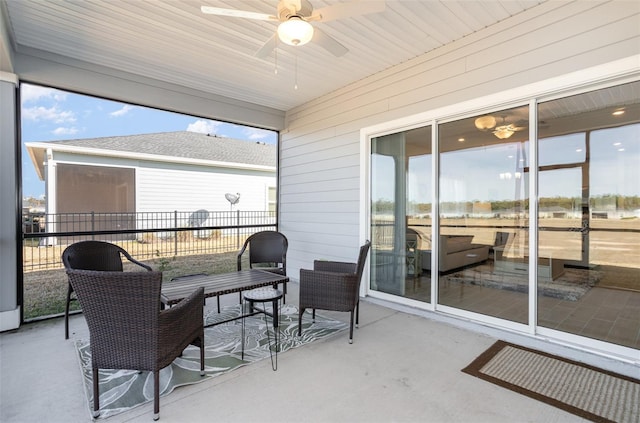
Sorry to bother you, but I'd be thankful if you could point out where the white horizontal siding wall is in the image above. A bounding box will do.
[137,162,274,214]
[279,0,640,280]
[51,151,275,222]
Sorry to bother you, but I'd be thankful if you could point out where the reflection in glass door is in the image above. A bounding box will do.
[537,81,640,350]
[438,105,529,324]
[370,126,432,302]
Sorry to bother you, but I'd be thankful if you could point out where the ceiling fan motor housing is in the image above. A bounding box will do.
[278,0,313,20]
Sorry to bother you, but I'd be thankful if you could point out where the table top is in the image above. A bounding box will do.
[161,269,288,305]
[244,287,283,302]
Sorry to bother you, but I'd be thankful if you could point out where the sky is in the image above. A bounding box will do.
[21,84,277,199]
[372,124,639,204]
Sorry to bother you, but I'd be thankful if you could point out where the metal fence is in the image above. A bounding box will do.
[22,210,276,271]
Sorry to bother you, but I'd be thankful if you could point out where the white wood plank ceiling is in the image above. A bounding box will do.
[3,0,546,111]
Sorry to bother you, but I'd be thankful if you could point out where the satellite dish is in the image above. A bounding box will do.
[225,193,240,210]
[188,209,209,227]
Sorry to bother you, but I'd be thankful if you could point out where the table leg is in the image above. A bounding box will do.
[241,300,245,361]
[265,297,279,371]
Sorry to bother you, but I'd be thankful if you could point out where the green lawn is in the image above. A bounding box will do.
[23,251,248,320]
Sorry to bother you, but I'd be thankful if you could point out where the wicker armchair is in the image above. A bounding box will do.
[237,231,288,299]
[66,269,205,421]
[62,240,152,339]
[237,231,288,275]
[298,241,371,343]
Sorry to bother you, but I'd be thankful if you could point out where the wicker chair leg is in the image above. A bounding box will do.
[297,307,305,336]
[349,311,354,344]
[65,285,72,340]
[312,309,316,322]
[356,301,359,328]
[200,341,205,376]
[153,370,160,421]
[92,367,100,418]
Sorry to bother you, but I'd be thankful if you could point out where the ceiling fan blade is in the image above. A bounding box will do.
[313,27,348,57]
[200,6,277,21]
[255,34,277,58]
[311,1,386,22]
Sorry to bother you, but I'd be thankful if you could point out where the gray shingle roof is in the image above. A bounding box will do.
[45,131,276,167]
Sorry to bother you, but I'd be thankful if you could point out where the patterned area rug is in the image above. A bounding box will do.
[447,265,602,301]
[463,341,640,423]
[75,304,347,419]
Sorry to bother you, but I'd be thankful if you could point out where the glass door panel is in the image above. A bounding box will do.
[438,105,529,324]
[370,126,432,302]
[537,81,640,350]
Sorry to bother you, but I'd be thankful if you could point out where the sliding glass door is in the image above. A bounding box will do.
[368,78,640,352]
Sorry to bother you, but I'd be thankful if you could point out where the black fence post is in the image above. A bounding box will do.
[236,209,240,249]
[174,210,178,257]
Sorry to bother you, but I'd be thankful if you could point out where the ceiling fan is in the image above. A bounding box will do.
[201,0,386,58]
[475,115,527,139]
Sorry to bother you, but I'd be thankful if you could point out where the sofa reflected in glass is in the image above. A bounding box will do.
[421,235,490,273]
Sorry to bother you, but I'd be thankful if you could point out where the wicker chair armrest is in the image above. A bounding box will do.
[237,241,249,271]
[130,258,152,271]
[299,269,359,311]
[121,250,153,271]
[313,260,356,274]
[158,287,204,366]
[159,286,204,331]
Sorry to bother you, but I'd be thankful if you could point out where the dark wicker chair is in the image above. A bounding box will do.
[62,240,152,339]
[237,230,288,275]
[66,269,205,421]
[237,230,288,300]
[298,240,371,343]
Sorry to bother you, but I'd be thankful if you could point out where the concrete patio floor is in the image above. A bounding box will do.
[1,282,634,423]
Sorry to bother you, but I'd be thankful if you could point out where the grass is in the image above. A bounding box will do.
[23,251,249,321]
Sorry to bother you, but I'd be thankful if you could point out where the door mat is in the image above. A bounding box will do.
[462,340,639,423]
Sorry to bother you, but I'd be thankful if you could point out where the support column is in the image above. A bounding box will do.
[0,72,21,331]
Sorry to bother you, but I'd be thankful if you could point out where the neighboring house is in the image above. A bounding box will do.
[25,131,277,235]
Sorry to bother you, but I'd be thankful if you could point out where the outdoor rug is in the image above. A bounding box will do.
[448,266,601,301]
[462,340,640,423]
[75,304,347,419]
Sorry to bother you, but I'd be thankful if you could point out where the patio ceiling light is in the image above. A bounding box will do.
[277,17,314,46]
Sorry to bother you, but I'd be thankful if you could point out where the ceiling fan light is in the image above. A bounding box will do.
[475,115,496,130]
[278,17,314,46]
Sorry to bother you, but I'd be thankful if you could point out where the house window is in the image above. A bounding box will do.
[55,163,136,238]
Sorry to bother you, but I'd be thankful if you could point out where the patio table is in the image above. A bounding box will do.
[161,269,288,327]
